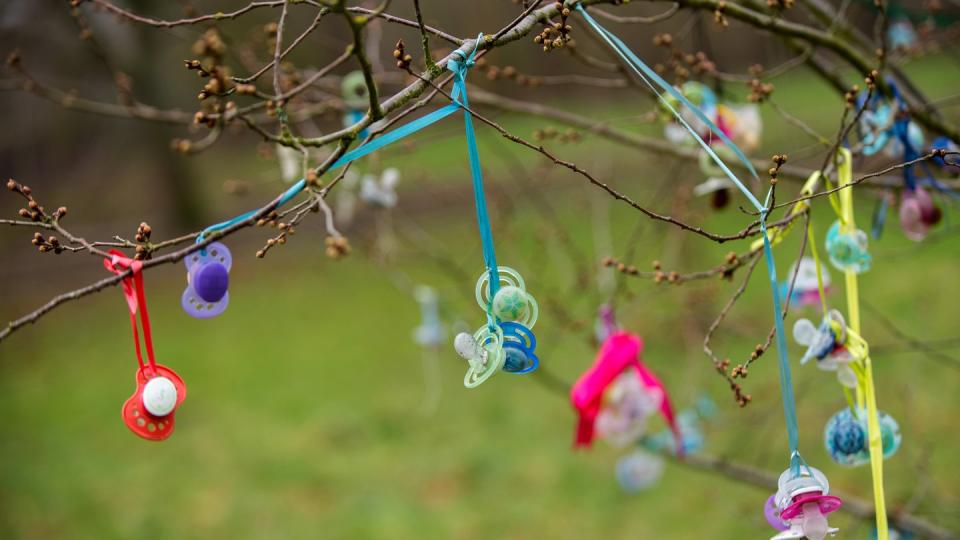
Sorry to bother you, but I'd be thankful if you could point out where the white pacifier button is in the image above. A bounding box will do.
[454,332,480,362]
[142,376,178,417]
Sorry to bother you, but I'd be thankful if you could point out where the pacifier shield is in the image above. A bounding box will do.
[122,364,186,441]
[765,494,790,531]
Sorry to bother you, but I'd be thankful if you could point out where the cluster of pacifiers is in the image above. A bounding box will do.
[765,466,842,540]
[658,81,763,211]
[453,266,540,388]
[857,90,950,242]
[824,407,901,467]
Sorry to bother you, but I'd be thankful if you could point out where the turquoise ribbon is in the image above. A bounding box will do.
[196,37,491,252]
[449,34,501,326]
[196,34,501,327]
[577,3,802,473]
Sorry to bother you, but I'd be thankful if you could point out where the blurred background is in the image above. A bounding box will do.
[1,1,959,538]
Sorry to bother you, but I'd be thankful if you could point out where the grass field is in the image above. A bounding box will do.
[1,55,958,539]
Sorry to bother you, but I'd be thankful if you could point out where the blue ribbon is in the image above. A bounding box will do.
[449,34,501,326]
[196,36,494,254]
[577,3,802,473]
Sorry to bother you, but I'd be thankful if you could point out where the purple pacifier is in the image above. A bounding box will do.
[765,494,789,531]
[182,242,232,319]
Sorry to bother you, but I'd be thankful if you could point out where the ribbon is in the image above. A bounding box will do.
[449,35,501,326]
[834,148,889,540]
[103,250,156,375]
[571,332,682,452]
[195,36,489,248]
[577,3,803,474]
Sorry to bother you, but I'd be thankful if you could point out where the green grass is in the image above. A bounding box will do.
[1,56,959,539]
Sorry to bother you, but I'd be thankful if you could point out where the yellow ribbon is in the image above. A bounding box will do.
[744,152,888,538]
[749,171,821,252]
[833,148,888,540]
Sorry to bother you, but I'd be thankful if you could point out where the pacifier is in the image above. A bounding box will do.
[885,118,924,160]
[793,310,858,387]
[360,168,400,208]
[341,71,371,138]
[771,466,842,540]
[859,102,894,156]
[413,285,445,348]
[455,266,539,388]
[887,18,918,52]
[824,407,869,466]
[643,406,706,456]
[825,220,871,273]
[341,70,370,110]
[122,364,187,441]
[764,494,789,532]
[501,321,539,374]
[478,266,539,329]
[900,185,941,242]
[595,368,660,448]
[276,143,301,184]
[615,450,665,493]
[827,407,902,462]
[721,103,762,152]
[454,325,505,388]
[878,410,902,459]
[182,242,232,318]
[693,146,739,210]
[780,257,830,308]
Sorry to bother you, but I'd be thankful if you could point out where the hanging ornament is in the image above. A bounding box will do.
[858,101,895,156]
[276,144,302,184]
[104,251,186,441]
[413,285,445,348]
[824,407,901,466]
[825,220,871,273]
[887,18,918,53]
[341,71,371,139]
[899,185,942,241]
[571,331,680,450]
[455,267,540,387]
[768,466,842,540]
[780,257,830,308]
[660,81,718,143]
[793,309,862,388]
[643,402,711,456]
[182,242,232,319]
[885,118,924,160]
[360,167,401,208]
[595,304,618,343]
[595,368,661,447]
[615,450,665,493]
[765,494,790,532]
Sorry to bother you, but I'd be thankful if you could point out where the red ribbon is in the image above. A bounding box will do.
[103,250,156,375]
[570,331,682,452]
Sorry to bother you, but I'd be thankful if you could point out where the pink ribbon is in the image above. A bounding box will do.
[571,331,682,452]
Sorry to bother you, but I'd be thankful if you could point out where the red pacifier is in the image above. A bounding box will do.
[105,250,187,441]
